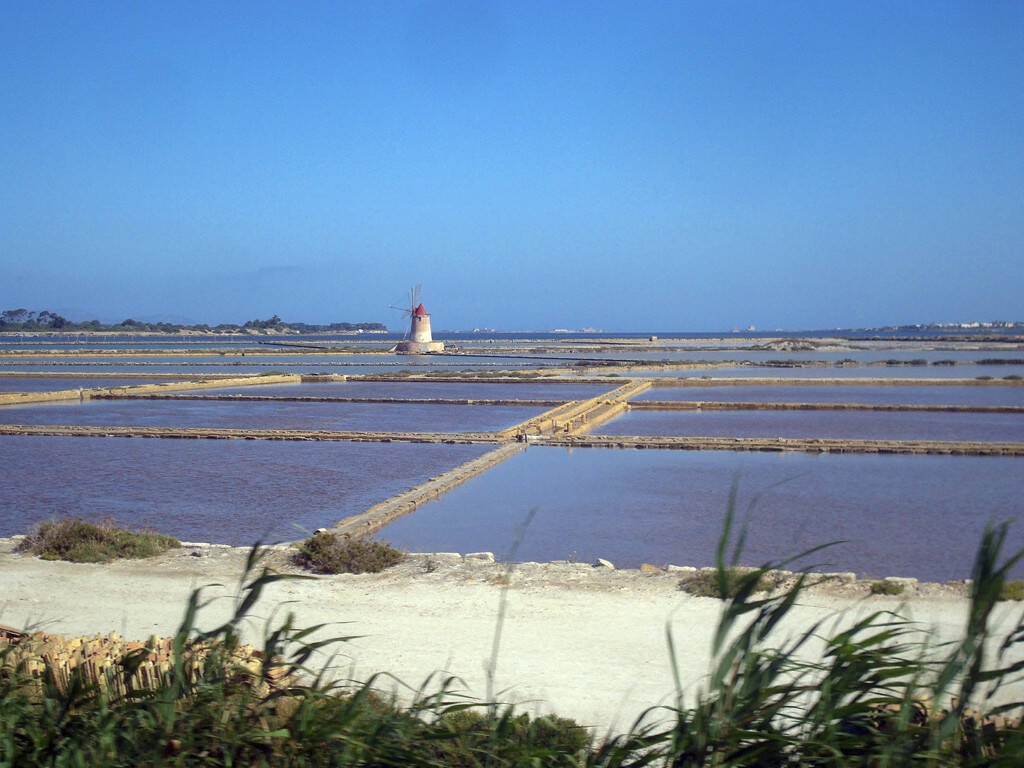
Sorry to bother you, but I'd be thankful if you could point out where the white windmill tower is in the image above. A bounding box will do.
[390,285,445,354]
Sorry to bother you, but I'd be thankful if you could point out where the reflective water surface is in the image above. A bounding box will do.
[0,436,490,544]
[633,365,1024,379]
[202,381,616,400]
[0,377,192,393]
[381,448,1024,581]
[634,385,1024,406]
[0,399,546,433]
[593,409,1024,442]
[0,363,545,376]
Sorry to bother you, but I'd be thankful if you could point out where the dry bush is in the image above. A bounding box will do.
[16,517,179,563]
[293,531,403,574]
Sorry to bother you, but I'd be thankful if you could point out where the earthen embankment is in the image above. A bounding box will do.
[329,443,526,537]
[93,393,567,406]
[494,380,650,438]
[646,377,1024,387]
[632,401,1024,414]
[93,374,301,395]
[535,434,1024,456]
[0,388,88,407]
[0,424,503,444]
[0,374,300,407]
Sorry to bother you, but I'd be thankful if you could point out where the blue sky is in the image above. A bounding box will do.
[2,1,1022,331]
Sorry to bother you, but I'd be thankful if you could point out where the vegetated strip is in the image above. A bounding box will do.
[632,401,1024,414]
[0,424,503,444]
[91,393,568,406]
[536,434,1024,456]
[329,443,526,538]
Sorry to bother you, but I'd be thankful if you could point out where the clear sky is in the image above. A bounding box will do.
[2,1,1022,331]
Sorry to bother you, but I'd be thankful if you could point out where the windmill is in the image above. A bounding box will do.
[389,284,423,341]
[389,284,444,353]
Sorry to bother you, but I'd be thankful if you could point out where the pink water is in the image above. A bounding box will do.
[0,436,490,544]
[593,409,1024,442]
[381,448,1024,581]
[0,399,546,433]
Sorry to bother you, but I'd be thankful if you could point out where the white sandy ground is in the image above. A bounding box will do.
[2,539,1023,736]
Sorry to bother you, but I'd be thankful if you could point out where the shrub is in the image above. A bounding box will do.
[16,517,179,563]
[293,531,403,574]
[1003,374,1022,381]
[999,580,1024,600]
[870,579,905,596]
[678,567,771,598]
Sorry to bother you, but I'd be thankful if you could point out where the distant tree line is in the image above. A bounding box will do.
[0,309,71,329]
[0,309,385,334]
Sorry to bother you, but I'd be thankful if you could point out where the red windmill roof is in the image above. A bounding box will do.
[413,303,428,316]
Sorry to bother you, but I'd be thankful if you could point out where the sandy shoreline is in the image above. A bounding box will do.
[3,538,1021,733]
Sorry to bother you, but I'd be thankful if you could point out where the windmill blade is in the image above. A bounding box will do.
[410,284,422,310]
[388,301,413,339]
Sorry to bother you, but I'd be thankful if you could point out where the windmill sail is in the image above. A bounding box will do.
[389,285,443,354]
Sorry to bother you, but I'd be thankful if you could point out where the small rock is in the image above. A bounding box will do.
[884,576,918,586]
[640,563,662,573]
[594,558,615,569]
[190,550,203,558]
[464,552,495,563]
[666,565,697,574]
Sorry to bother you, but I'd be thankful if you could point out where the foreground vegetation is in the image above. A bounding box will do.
[2,516,1023,766]
[16,517,180,562]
